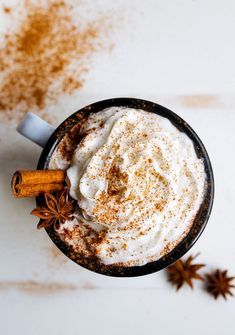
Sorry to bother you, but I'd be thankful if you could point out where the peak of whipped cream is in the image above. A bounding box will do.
[50,107,206,266]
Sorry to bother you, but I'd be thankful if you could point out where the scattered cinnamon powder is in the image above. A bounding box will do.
[3,6,11,14]
[107,164,129,197]
[0,280,97,293]
[0,280,77,293]
[0,0,113,122]
[177,95,219,108]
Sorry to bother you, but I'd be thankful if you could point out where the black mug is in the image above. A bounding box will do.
[18,98,214,277]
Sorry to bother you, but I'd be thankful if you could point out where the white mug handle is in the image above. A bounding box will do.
[17,112,56,148]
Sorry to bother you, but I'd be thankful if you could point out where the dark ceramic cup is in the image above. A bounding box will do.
[18,98,214,277]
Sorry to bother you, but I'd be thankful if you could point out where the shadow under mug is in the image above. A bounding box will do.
[18,98,214,277]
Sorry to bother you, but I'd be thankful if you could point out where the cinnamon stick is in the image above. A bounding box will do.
[12,170,66,198]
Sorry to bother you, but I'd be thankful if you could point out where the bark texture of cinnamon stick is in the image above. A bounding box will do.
[12,170,66,198]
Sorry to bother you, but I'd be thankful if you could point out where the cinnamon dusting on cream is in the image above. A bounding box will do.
[50,107,206,267]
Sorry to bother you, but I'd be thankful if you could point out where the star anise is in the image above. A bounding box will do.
[205,269,235,299]
[31,188,75,230]
[166,254,205,290]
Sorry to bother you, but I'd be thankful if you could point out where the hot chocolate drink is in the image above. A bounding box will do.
[49,107,206,267]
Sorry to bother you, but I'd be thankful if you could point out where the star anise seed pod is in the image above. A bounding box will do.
[31,188,75,230]
[166,254,205,290]
[205,269,235,300]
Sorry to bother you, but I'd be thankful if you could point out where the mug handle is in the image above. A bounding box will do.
[17,112,56,148]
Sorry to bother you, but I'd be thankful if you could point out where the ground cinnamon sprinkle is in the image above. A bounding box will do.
[3,6,11,14]
[0,0,113,122]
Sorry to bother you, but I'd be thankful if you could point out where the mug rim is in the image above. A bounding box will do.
[37,97,214,277]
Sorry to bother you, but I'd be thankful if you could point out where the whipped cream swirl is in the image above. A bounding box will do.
[51,107,206,266]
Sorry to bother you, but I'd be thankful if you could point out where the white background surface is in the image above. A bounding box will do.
[0,1,235,334]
